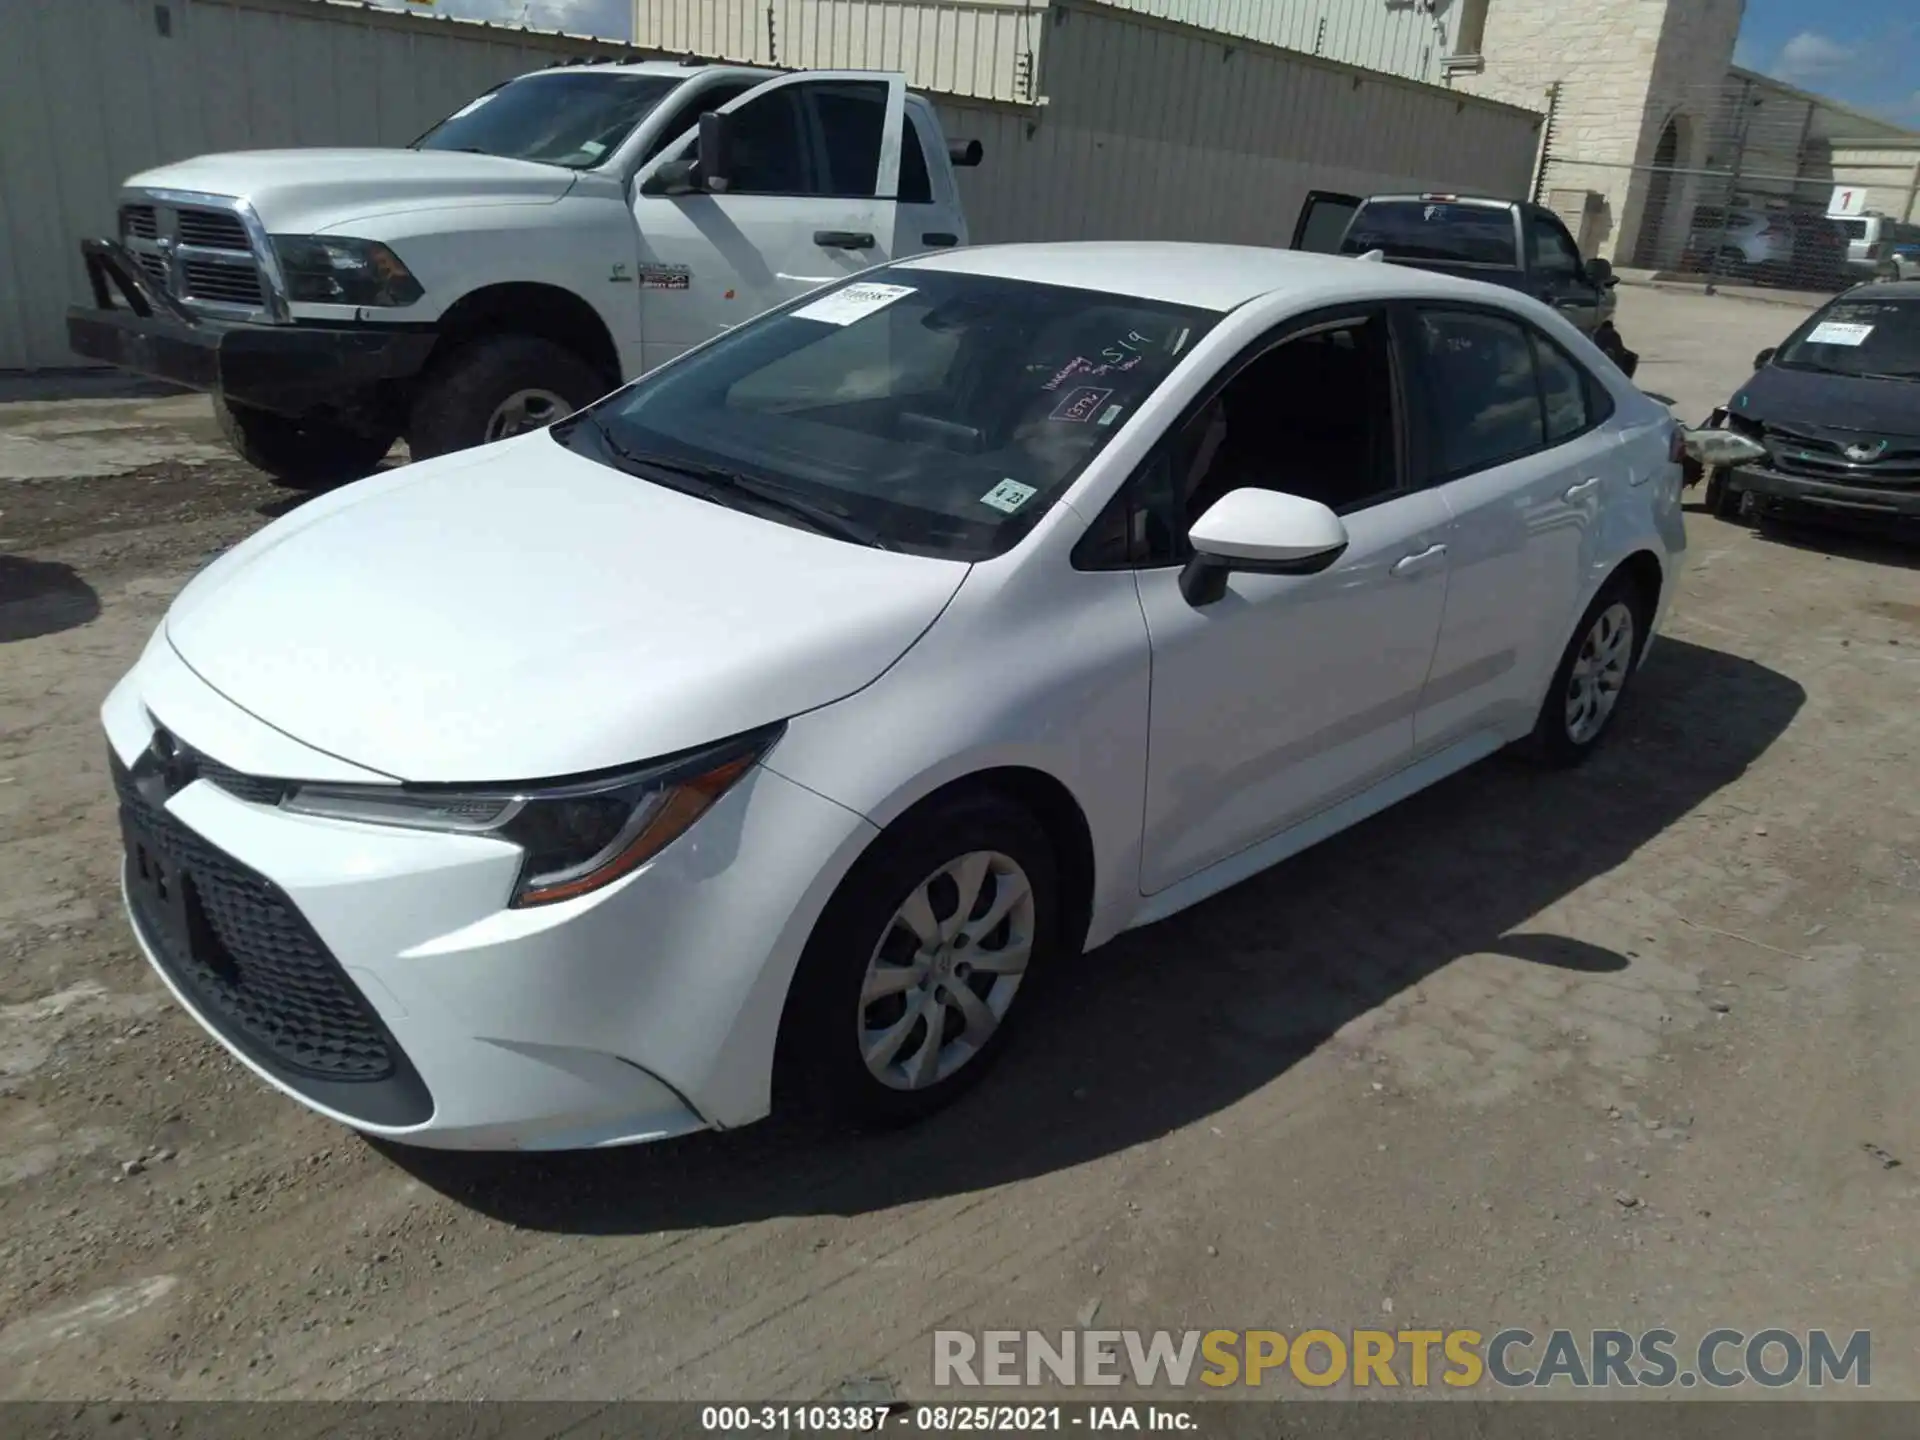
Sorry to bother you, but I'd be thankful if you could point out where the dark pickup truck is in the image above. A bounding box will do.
[1292,191,1639,377]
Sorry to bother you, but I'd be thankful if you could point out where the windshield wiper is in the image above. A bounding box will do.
[581,418,891,550]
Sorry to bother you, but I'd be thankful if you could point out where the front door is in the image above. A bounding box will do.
[1526,209,1602,335]
[1131,307,1451,893]
[630,71,906,374]
[1291,190,1363,253]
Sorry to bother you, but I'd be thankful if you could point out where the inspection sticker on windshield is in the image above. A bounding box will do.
[1050,386,1113,423]
[792,283,916,326]
[980,479,1038,514]
[1806,321,1874,346]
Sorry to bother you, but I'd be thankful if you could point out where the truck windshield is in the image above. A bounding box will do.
[557,267,1219,561]
[1775,298,1920,379]
[413,73,682,168]
[1341,201,1518,267]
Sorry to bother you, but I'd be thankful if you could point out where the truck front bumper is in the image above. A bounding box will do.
[1729,464,1920,522]
[65,238,435,417]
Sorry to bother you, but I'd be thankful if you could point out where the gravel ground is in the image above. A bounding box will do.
[2,287,1916,1402]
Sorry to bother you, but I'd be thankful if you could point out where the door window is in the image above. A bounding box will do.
[809,81,891,197]
[636,80,757,166]
[1413,310,1545,477]
[1532,332,1591,442]
[1528,214,1584,278]
[899,112,934,205]
[724,88,814,194]
[1083,312,1399,567]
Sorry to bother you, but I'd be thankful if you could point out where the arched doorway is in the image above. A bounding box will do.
[1632,119,1683,268]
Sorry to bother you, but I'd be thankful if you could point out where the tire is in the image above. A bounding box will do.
[1529,574,1652,768]
[775,791,1059,1129]
[214,397,396,490]
[406,335,608,461]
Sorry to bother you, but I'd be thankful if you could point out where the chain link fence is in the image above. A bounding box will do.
[1536,76,1920,296]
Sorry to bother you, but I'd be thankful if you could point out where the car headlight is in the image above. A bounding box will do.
[280,725,781,907]
[272,236,423,307]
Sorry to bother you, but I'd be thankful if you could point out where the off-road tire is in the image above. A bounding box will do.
[406,335,608,461]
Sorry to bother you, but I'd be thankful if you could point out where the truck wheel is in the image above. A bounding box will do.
[215,398,397,490]
[407,336,609,461]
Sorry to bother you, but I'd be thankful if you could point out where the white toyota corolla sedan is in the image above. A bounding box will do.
[103,243,1687,1151]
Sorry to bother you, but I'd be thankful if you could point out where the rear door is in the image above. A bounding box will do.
[630,70,906,373]
[1291,190,1363,252]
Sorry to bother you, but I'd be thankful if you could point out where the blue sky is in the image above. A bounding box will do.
[1733,1,1919,122]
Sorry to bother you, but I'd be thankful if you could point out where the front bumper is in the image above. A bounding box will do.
[66,238,434,416]
[1726,464,1920,521]
[101,641,878,1151]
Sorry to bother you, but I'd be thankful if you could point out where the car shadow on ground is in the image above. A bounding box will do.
[384,637,1804,1234]
[1750,515,1920,572]
[0,556,102,642]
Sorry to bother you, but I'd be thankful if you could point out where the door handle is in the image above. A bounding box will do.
[814,230,875,249]
[1564,476,1602,501]
[1390,543,1446,577]
[921,232,959,248]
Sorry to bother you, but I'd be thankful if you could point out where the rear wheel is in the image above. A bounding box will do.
[1529,575,1651,767]
[407,335,608,461]
[214,397,396,490]
[776,792,1058,1128]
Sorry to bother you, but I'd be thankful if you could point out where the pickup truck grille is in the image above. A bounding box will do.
[117,193,279,322]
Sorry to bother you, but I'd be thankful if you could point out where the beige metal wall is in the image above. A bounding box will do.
[3,0,1541,371]
[636,0,1043,102]
[938,1,1541,247]
[1087,0,1452,82]
[0,0,662,371]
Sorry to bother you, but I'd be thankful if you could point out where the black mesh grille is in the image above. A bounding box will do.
[176,207,250,249]
[196,755,291,807]
[114,752,395,1081]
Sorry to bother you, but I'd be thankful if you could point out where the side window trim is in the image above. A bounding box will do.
[1072,301,1409,572]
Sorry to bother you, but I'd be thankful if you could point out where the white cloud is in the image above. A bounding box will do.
[1772,30,1856,86]
[362,0,631,40]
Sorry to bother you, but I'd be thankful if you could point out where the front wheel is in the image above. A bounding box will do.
[776,792,1058,1128]
[407,335,609,462]
[214,398,396,490]
[1529,577,1650,767]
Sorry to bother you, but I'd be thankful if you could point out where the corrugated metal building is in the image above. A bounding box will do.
[2,0,1542,371]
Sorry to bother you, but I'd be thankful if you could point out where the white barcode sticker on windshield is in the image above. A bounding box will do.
[792,283,916,326]
[1806,321,1873,346]
[981,479,1037,514]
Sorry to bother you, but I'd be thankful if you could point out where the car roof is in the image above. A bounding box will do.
[894,241,1525,312]
[1840,279,1920,300]
[513,60,773,80]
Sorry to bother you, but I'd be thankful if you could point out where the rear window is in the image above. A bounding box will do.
[1341,201,1517,267]
[1833,218,1869,240]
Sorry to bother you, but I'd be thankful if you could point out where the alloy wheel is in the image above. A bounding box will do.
[484,388,570,441]
[857,850,1035,1091]
[1565,600,1636,745]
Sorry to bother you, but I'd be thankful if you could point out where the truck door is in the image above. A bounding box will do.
[1291,191,1363,252]
[1525,208,1602,335]
[629,70,907,374]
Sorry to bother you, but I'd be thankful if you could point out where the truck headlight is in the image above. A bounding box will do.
[280,725,781,907]
[272,236,424,306]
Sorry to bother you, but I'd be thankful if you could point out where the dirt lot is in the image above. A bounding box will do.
[2,286,1917,1402]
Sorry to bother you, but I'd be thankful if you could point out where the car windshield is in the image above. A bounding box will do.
[557,267,1218,560]
[1341,201,1517,267]
[1774,297,1920,380]
[412,73,682,168]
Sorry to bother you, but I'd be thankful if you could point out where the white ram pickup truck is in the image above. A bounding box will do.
[67,62,981,487]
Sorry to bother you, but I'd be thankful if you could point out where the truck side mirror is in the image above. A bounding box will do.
[1753,346,1775,371]
[697,111,733,194]
[948,138,984,168]
[1584,256,1615,288]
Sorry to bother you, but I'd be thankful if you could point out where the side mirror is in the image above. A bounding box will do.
[1180,489,1350,607]
[1752,346,1776,371]
[1584,257,1615,288]
[697,111,732,193]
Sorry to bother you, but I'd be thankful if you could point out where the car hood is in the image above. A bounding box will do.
[1731,364,1920,436]
[123,150,575,234]
[163,434,969,782]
